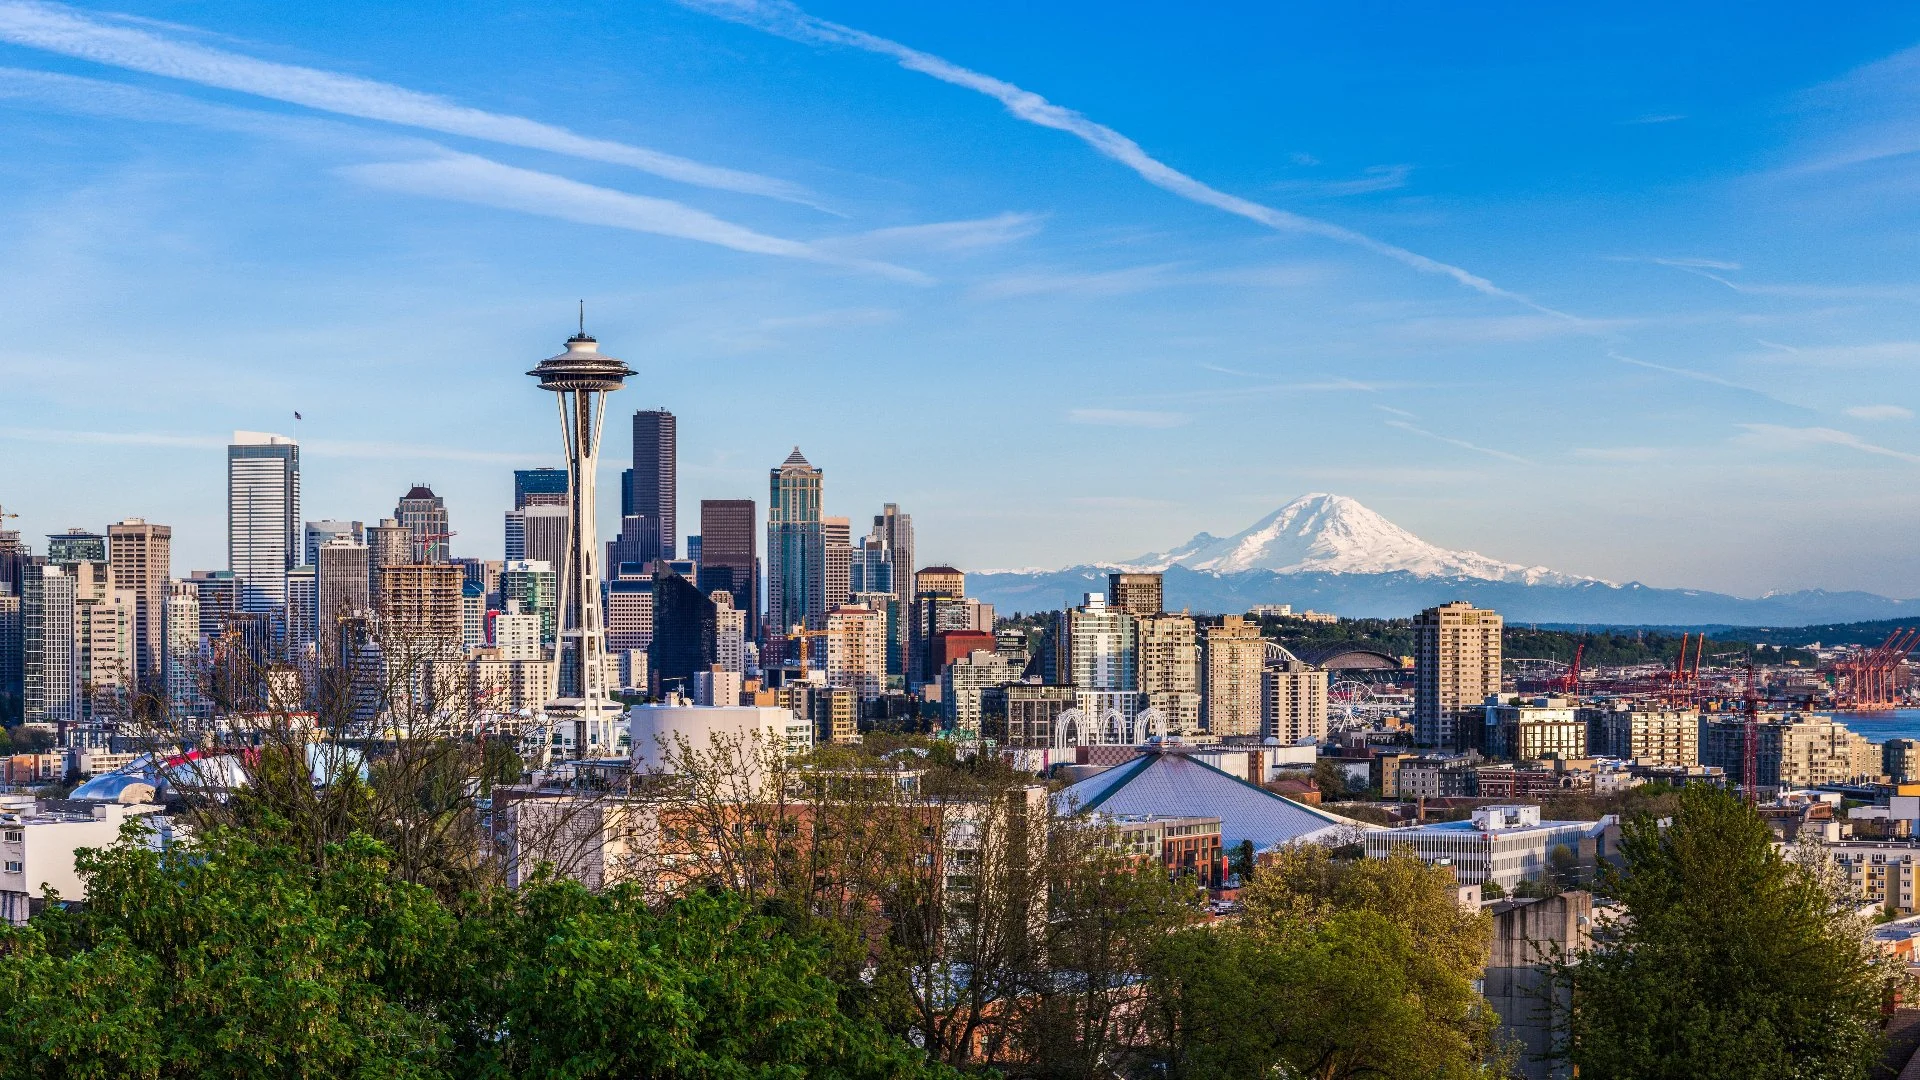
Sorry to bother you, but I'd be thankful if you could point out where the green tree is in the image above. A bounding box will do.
[1560,785,1896,1079]
[0,824,956,1080]
[1144,847,1505,1079]
[1311,758,1352,800]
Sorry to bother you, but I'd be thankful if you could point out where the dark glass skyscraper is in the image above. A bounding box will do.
[513,467,569,509]
[649,571,715,696]
[623,409,676,563]
[699,499,757,640]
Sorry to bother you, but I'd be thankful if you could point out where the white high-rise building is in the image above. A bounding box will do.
[21,565,77,726]
[284,566,317,661]
[163,580,207,719]
[713,591,746,675]
[227,431,300,612]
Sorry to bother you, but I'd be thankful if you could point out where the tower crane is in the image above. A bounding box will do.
[785,624,831,673]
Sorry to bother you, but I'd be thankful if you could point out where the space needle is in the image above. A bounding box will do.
[528,309,634,758]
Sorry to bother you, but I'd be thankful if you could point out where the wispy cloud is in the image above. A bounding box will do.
[1609,351,1799,408]
[0,426,530,462]
[1626,113,1687,125]
[1737,423,1920,464]
[1383,419,1531,464]
[1273,163,1413,197]
[1746,341,1920,367]
[1790,43,1920,173]
[824,211,1042,254]
[972,263,1179,299]
[1068,408,1190,429]
[1071,495,1178,510]
[1373,404,1417,418]
[337,154,926,280]
[0,0,814,203]
[1846,404,1915,421]
[1574,446,1665,462]
[679,0,1571,316]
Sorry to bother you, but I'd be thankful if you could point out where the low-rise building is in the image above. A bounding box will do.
[1586,706,1699,766]
[1362,804,1599,891]
[1480,698,1586,761]
[1096,813,1223,886]
[0,798,165,925]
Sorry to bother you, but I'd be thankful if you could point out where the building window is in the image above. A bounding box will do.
[3,862,19,873]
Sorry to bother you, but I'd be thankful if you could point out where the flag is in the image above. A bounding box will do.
[293,411,303,420]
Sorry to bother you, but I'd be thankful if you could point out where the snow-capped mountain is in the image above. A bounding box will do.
[965,493,1920,625]
[1118,494,1595,585]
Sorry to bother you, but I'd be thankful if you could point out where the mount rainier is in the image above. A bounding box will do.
[966,493,1920,628]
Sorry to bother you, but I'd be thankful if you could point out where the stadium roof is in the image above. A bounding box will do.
[1055,750,1364,851]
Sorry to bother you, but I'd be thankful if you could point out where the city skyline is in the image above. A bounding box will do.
[5,2,1920,593]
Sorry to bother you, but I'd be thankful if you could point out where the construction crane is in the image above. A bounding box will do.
[0,504,17,525]
[1557,643,1584,695]
[411,531,458,562]
[785,624,830,672]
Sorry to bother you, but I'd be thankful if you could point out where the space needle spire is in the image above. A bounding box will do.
[527,313,635,758]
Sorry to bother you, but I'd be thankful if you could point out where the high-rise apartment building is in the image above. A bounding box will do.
[394,485,450,564]
[376,564,466,658]
[1066,593,1139,692]
[107,517,170,687]
[1138,613,1200,735]
[826,602,886,703]
[698,499,757,640]
[365,519,412,609]
[713,591,746,675]
[513,467,569,509]
[1200,615,1264,737]
[21,564,76,726]
[1107,572,1164,617]
[624,409,676,562]
[162,579,206,719]
[500,560,558,645]
[462,579,486,653]
[316,539,371,647]
[1262,661,1329,745]
[0,586,18,726]
[767,448,824,660]
[227,431,299,612]
[1413,601,1503,748]
[284,566,317,661]
[303,520,363,568]
[823,516,851,613]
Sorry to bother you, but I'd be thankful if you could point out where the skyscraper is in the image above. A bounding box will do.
[649,572,715,697]
[605,514,656,570]
[285,565,317,661]
[519,505,569,572]
[365,519,412,609]
[698,499,757,640]
[227,431,299,613]
[767,448,824,661]
[528,324,633,756]
[162,579,206,719]
[21,564,76,726]
[513,467,569,509]
[823,516,851,613]
[394,485,450,563]
[316,539,371,644]
[107,517,171,687]
[1414,601,1503,749]
[376,563,466,658]
[303,520,363,568]
[874,504,913,618]
[625,409,676,562]
[501,560,558,645]
[1107,572,1164,617]
[1139,612,1200,735]
[1201,615,1265,737]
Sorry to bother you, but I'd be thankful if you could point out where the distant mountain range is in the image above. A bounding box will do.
[968,494,1920,627]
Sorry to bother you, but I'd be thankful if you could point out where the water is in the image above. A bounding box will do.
[1834,710,1920,742]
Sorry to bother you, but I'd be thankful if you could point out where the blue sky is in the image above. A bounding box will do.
[4,0,1920,596]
